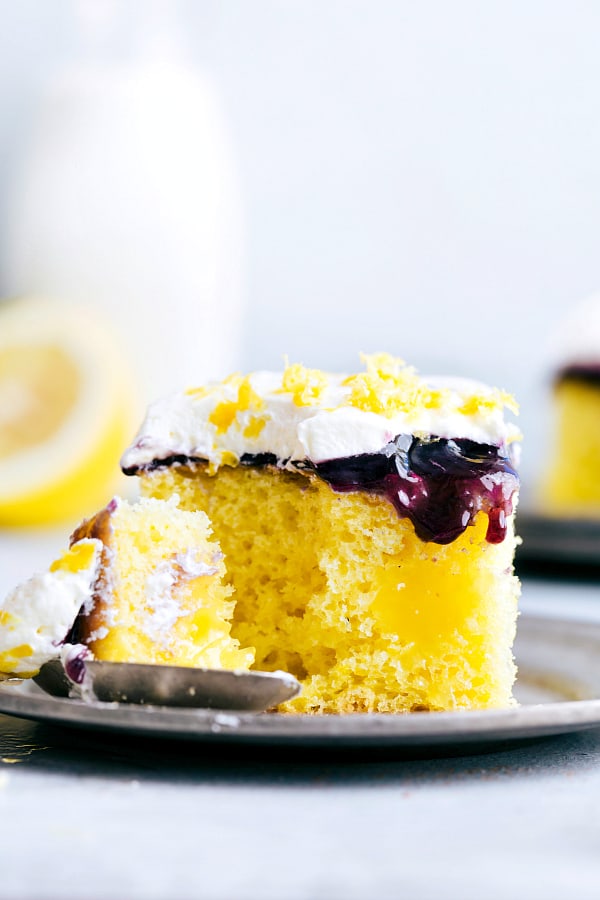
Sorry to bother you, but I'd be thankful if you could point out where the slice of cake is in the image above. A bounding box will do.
[540,366,600,511]
[67,495,254,671]
[539,295,600,512]
[0,496,253,678]
[121,353,521,713]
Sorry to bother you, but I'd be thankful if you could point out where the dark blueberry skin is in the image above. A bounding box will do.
[124,437,518,546]
[64,616,83,647]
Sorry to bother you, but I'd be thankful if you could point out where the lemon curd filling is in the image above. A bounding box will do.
[121,354,521,714]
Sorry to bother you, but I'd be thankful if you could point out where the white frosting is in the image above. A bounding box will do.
[142,550,220,645]
[0,539,101,675]
[143,562,188,643]
[121,368,520,472]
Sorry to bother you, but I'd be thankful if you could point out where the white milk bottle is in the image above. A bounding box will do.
[1,1,244,408]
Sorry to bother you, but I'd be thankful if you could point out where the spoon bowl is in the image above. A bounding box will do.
[34,658,301,712]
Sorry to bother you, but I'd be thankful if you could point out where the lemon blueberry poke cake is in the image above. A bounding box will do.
[118,353,521,714]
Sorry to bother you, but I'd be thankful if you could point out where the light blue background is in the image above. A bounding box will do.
[2,1,600,476]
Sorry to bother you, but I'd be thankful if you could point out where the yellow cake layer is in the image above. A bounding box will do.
[541,380,600,512]
[71,497,254,671]
[141,465,519,713]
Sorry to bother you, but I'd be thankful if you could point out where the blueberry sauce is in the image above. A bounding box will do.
[556,364,600,388]
[122,453,205,477]
[64,615,83,647]
[312,437,517,545]
[64,652,87,685]
[124,436,518,545]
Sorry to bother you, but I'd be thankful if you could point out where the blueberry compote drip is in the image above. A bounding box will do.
[127,438,518,546]
[313,437,518,545]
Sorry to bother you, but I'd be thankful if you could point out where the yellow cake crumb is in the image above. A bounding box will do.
[71,497,254,671]
[142,465,519,713]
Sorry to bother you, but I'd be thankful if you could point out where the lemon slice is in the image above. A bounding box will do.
[0,297,135,525]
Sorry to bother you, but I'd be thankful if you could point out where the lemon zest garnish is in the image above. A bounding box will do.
[343,352,432,417]
[0,611,16,628]
[0,655,18,674]
[237,379,265,413]
[209,377,266,434]
[0,644,34,662]
[184,386,210,399]
[422,387,450,410]
[278,362,329,407]
[49,540,97,575]
[343,353,519,423]
[459,389,519,418]
[243,416,269,439]
[209,401,239,434]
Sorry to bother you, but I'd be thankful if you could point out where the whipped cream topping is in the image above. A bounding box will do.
[142,550,221,645]
[121,357,520,473]
[0,539,101,676]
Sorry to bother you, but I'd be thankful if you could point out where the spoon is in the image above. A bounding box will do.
[34,658,301,712]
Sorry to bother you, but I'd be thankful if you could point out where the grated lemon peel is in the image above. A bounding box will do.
[209,376,265,434]
[279,361,330,406]
[344,352,518,424]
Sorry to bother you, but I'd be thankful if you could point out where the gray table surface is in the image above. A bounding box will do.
[0,531,599,900]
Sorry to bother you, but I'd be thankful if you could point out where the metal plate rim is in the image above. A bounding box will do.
[1,610,600,748]
[517,510,600,565]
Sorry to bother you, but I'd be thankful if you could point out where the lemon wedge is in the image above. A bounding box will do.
[0,297,134,525]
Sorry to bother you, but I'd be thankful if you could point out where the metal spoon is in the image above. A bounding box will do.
[34,658,301,712]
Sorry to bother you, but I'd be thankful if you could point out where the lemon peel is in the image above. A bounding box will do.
[459,389,519,418]
[209,376,265,434]
[343,352,431,417]
[279,362,329,406]
[343,353,519,425]
[0,297,134,525]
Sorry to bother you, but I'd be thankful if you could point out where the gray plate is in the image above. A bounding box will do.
[1,612,600,749]
[517,512,600,566]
